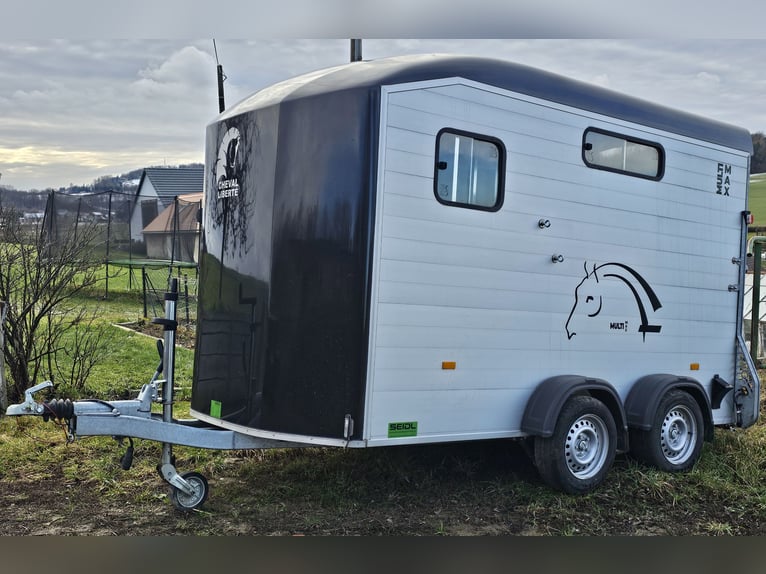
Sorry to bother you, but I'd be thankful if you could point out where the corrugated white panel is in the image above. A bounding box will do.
[388,88,748,212]
[371,353,733,392]
[393,87,586,140]
[391,84,750,178]
[384,148,434,179]
[367,388,532,445]
[375,324,732,356]
[378,283,735,329]
[387,101,585,169]
[378,215,737,301]
[423,82,747,161]
[384,192,737,259]
[380,208,735,286]
[364,80,748,445]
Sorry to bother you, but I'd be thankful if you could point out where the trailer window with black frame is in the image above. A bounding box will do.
[582,128,664,180]
[434,128,505,211]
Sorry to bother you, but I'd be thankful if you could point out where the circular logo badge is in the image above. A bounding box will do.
[215,127,241,200]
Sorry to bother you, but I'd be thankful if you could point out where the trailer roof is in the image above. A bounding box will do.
[221,54,752,154]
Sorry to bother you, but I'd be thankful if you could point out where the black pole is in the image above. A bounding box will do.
[40,190,55,261]
[142,267,147,318]
[45,190,55,242]
[105,191,113,298]
[214,39,226,113]
[171,196,178,262]
[184,273,190,325]
[167,196,178,290]
[74,197,81,243]
[751,241,763,365]
[350,39,362,62]
[128,197,133,261]
[217,64,226,113]
[127,196,134,289]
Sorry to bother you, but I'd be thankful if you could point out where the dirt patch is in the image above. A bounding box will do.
[114,320,196,349]
[2,438,765,536]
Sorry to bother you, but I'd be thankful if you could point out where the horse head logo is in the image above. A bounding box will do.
[565,262,662,342]
[215,126,241,196]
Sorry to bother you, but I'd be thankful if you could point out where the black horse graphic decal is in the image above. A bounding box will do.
[215,126,241,185]
[565,262,662,342]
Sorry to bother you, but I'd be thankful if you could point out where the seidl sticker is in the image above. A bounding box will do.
[388,421,418,438]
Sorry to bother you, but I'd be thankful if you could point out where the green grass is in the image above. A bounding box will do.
[4,206,766,534]
[0,377,765,534]
[749,174,766,226]
[6,262,194,401]
[4,410,766,534]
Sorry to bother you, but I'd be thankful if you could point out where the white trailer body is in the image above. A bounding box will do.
[364,77,752,445]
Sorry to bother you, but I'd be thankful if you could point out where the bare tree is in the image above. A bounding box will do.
[0,204,106,405]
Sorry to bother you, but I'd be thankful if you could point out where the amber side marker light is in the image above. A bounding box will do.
[442,361,456,370]
[690,363,700,371]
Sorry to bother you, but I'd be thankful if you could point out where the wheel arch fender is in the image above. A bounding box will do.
[624,374,713,442]
[521,375,628,452]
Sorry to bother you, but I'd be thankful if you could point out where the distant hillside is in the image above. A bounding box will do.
[62,163,204,196]
[0,163,204,211]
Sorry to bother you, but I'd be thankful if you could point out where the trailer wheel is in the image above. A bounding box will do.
[169,471,209,511]
[534,395,616,494]
[630,390,703,472]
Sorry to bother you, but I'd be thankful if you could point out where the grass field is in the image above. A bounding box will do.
[1,388,766,534]
[2,302,766,534]
[2,185,766,534]
[24,264,196,400]
[749,174,766,225]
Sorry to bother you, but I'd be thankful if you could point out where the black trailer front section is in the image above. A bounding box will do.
[191,85,379,441]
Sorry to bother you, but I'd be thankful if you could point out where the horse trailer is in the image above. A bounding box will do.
[6,54,760,507]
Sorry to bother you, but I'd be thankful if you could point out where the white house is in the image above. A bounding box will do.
[129,167,203,247]
[142,192,202,263]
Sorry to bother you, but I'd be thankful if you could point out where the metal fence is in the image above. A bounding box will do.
[115,261,198,324]
[28,189,200,323]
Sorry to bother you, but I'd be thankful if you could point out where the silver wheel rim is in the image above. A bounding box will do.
[661,405,698,464]
[175,476,205,508]
[564,414,609,479]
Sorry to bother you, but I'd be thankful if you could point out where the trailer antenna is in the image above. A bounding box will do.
[350,39,362,62]
[213,39,226,113]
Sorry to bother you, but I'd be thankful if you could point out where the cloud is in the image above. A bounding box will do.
[134,46,215,92]
[127,45,219,130]
[0,42,218,190]
[693,71,722,87]
[2,39,766,191]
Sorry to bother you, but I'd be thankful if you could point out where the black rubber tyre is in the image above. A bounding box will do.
[534,395,617,494]
[169,471,209,511]
[629,389,704,472]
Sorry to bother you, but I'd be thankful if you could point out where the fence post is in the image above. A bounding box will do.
[184,274,190,324]
[105,191,113,299]
[752,241,763,365]
[0,302,7,415]
[142,267,148,319]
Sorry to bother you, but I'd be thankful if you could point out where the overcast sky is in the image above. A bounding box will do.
[2,37,766,191]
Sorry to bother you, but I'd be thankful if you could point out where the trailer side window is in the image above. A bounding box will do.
[434,129,505,211]
[583,128,664,180]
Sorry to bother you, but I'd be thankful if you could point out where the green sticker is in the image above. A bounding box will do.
[388,421,418,438]
[210,400,222,418]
